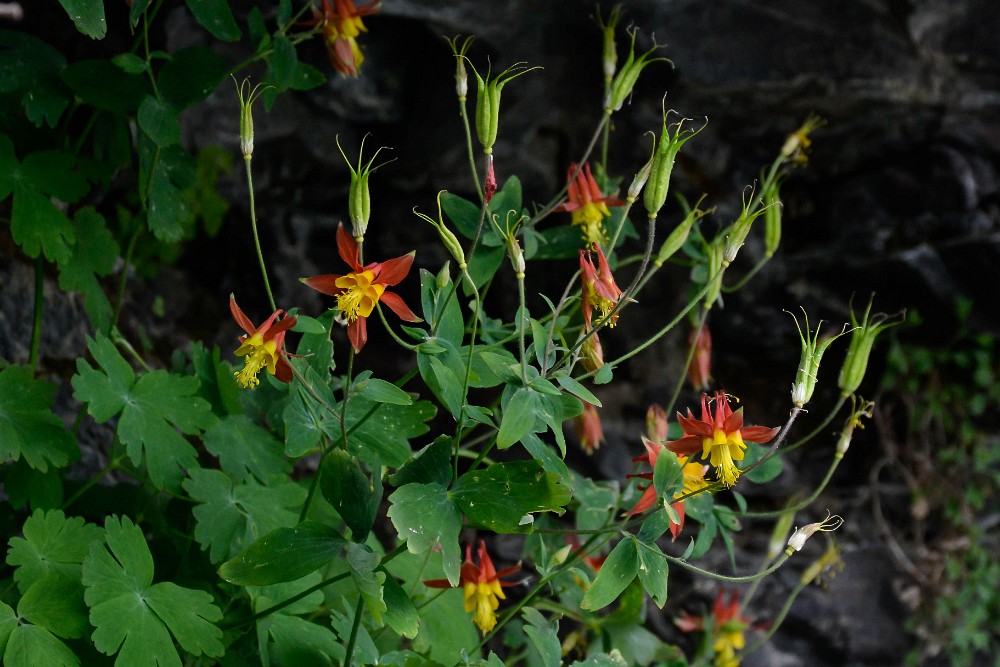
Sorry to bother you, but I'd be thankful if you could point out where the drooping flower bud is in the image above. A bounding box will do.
[336,134,392,239]
[605,28,668,113]
[626,154,653,204]
[643,112,705,220]
[574,401,604,454]
[645,404,668,443]
[654,196,710,268]
[483,154,497,204]
[687,324,712,391]
[788,308,850,408]
[413,191,467,270]
[837,296,904,396]
[580,333,605,373]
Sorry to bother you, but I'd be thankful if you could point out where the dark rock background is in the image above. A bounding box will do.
[4,0,999,665]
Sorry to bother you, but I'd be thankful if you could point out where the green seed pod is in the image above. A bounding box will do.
[413,191,468,270]
[837,297,904,396]
[606,29,668,113]
[788,308,850,408]
[336,135,393,239]
[644,113,705,219]
[470,61,539,153]
[764,180,783,258]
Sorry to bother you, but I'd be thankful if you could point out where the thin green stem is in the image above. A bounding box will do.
[111,225,141,332]
[743,578,808,655]
[663,549,791,582]
[781,395,847,455]
[533,115,611,224]
[664,308,708,419]
[343,596,365,666]
[61,456,126,510]
[516,273,529,385]
[375,304,419,350]
[28,257,43,375]
[722,254,769,292]
[740,452,844,519]
[452,269,481,482]
[458,99,482,202]
[245,157,276,311]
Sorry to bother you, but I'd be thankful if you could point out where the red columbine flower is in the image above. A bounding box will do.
[676,589,752,667]
[424,540,521,634]
[302,224,418,352]
[625,436,708,539]
[687,324,712,390]
[573,401,603,454]
[667,391,779,488]
[579,243,624,329]
[309,0,380,77]
[229,295,297,389]
[554,162,624,246]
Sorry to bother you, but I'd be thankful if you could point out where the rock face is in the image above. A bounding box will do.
[4,1,997,664]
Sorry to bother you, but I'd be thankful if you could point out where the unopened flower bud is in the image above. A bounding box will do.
[605,28,667,113]
[436,262,451,291]
[574,401,604,454]
[336,135,392,239]
[788,308,850,408]
[702,241,725,310]
[645,404,667,443]
[552,544,572,566]
[507,235,525,276]
[767,509,796,561]
[580,334,605,373]
[654,197,709,267]
[627,156,652,203]
[644,112,705,219]
[837,296,904,396]
[413,191,467,269]
[786,512,843,552]
[484,154,497,204]
[687,324,712,391]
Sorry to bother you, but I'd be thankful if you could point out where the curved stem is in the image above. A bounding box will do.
[452,268,481,482]
[739,452,843,519]
[664,308,708,420]
[662,549,791,582]
[111,225,141,332]
[61,456,126,510]
[781,395,847,455]
[516,273,529,385]
[743,579,808,655]
[458,99,482,203]
[245,157,276,312]
[722,254,769,292]
[375,304,419,351]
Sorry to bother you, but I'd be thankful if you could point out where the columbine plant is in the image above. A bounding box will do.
[0,3,894,666]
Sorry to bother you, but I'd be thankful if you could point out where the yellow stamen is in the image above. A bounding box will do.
[463,581,504,633]
[233,337,279,389]
[335,270,384,321]
[703,429,747,487]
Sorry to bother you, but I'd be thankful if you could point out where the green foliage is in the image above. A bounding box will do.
[0,4,884,664]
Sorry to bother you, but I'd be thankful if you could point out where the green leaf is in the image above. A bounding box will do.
[58,0,107,39]
[218,521,347,586]
[555,375,601,406]
[6,510,102,595]
[10,189,75,265]
[522,607,561,667]
[530,225,587,260]
[496,387,540,449]
[202,414,289,482]
[389,436,452,488]
[261,614,344,666]
[572,475,617,532]
[451,460,570,533]
[690,512,717,559]
[72,334,215,490]
[291,315,327,334]
[521,433,571,485]
[138,95,179,147]
[291,61,326,90]
[382,575,420,639]
[353,376,413,406]
[112,53,147,74]
[2,460,63,511]
[652,448,683,500]
[581,539,639,611]
[147,150,192,242]
[634,540,668,607]
[294,311,335,375]
[593,363,614,384]
[0,601,14,653]
[345,395,436,468]
[57,207,119,332]
[129,0,152,27]
[2,623,79,667]
[184,0,241,41]
[417,343,465,419]
[184,469,305,564]
[283,370,337,457]
[742,442,783,484]
[0,367,77,473]
[61,59,147,113]
[419,269,464,347]
[83,516,223,663]
[18,574,89,639]
[346,542,387,624]
[386,483,462,586]
[157,46,229,109]
[330,599,379,663]
[265,36,297,101]
[319,450,381,541]
[0,33,70,128]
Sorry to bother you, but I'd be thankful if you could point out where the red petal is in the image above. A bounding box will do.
[677,413,713,438]
[422,578,453,589]
[724,406,745,433]
[374,251,415,287]
[380,291,420,322]
[274,357,293,383]
[666,434,702,456]
[229,295,256,335]
[264,315,297,341]
[302,274,345,297]
[669,500,686,540]
[625,485,658,516]
[741,425,779,444]
[336,224,362,271]
[348,316,367,352]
